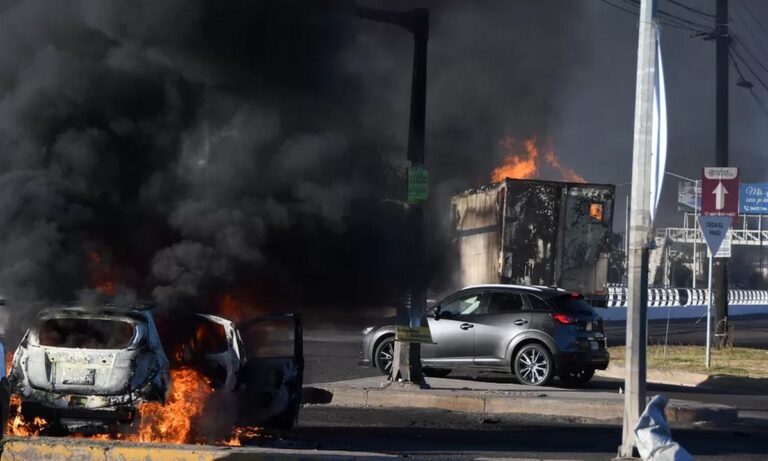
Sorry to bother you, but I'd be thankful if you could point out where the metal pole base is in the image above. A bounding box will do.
[391,340,428,388]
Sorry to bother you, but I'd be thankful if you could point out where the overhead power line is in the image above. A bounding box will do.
[600,0,710,34]
[731,34,768,82]
[736,0,768,37]
[665,0,715,19]
[728,52,768,118]
[599,0,638,18]
[619,0,712,31]
[731,6,768,64]
[731,47,768,92]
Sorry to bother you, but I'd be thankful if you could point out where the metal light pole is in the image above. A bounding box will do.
[619,0,656,456]
[357,7,429,385]
[713,0,730,348]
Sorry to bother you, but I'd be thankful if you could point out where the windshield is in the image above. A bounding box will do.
[38,318,136,349]
[550,295,594,315]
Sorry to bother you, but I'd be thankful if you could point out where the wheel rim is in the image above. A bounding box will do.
[378,341,394,374]
[518,348,549,385]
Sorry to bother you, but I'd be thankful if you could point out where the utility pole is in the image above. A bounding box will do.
[619,0,656,457]
[713,0,730,347]
[357,7,429,385]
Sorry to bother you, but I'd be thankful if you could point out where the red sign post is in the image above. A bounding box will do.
[701,167,739,223]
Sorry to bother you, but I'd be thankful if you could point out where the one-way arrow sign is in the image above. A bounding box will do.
[698,215,732,256]
[702,167,739,224]
[713,182,728,210]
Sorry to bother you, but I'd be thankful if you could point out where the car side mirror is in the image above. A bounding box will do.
[433,305,442,321]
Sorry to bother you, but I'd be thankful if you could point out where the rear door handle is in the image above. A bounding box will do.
[514,319,529,326]
[459,323,474,330]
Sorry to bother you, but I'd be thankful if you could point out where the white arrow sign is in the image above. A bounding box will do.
[697,215,732,255]
[713,181,728,210]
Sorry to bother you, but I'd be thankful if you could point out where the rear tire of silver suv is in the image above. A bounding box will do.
[513,343,553,386]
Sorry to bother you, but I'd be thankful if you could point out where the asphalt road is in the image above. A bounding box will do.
[303,313,768,385]
[296,323,768,460]
[289,406,768,461]
[303,336,768,416]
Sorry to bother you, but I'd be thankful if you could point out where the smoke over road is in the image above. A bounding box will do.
[0,0,395,334]
[2,0,763,337]
[0,0,581,336]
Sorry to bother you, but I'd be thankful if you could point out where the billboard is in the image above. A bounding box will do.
[740,183,768,215]
[677,180,701,212]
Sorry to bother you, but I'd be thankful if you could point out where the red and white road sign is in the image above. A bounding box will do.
[701,167,739,223]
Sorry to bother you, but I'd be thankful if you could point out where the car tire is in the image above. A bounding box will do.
[513,343,553,386]
[559,367,595,388]
[422,368,451,378]
[373,336,395,376]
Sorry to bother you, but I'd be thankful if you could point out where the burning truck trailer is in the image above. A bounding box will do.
[451,178,615,302]
[5,303,303,444]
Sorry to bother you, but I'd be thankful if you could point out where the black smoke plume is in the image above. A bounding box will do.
[0,0,584,339]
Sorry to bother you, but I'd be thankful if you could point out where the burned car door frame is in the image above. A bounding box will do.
[235,313,303,430]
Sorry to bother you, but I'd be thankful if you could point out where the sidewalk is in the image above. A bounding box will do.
[302,376,738,425]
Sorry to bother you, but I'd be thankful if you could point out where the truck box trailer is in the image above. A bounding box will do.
[452,178,615,297]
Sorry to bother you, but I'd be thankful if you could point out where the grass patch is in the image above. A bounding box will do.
[608,345,768,378]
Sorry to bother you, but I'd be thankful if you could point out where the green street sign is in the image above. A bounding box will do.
[408,166,428,204]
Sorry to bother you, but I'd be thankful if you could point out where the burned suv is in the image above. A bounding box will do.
[360,285,608,387]
[9,304,303,433]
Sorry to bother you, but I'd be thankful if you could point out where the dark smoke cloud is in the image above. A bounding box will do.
[3,0,664,338]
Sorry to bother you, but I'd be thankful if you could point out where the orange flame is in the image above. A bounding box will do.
[88,250,120,295]
[6,368,235,444]
[218,294,262,323]
[223,426,263,446]
[7,395,49,436]
[491,136,539,182]
[544,150,586,183]
[129,367,213,444]
[491,136,586,183]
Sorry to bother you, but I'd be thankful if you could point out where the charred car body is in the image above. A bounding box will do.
[9,304,303,433]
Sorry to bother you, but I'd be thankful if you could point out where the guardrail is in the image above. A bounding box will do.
[605,286,768,307]
[656,227,768,246]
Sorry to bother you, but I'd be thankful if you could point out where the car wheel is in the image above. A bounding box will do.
[514,343,553,386]
[559,367,595,388]
[374,336,395,376]
[422,368,451,378]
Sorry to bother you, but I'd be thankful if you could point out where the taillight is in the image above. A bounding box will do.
[551,313,577,324]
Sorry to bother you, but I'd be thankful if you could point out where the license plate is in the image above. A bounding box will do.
[61,367,96,385]
[590,341,599,351]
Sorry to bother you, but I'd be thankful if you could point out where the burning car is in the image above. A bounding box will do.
[9,305,173,433]
[8,304,303,436]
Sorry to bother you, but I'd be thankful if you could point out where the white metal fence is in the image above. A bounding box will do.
[605,286,768,307]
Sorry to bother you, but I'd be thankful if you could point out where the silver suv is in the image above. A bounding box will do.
[360,285,609,387]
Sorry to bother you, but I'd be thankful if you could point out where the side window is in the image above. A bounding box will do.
[440,293,485,316]
[527,295,552,312]
[488,292,525,314]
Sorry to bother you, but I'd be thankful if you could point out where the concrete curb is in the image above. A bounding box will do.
[597,364,768,393]
[0,438,396,461]
[302,385,737,425]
